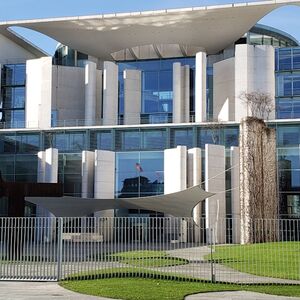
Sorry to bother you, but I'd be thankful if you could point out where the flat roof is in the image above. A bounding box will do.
[0,0,299,60]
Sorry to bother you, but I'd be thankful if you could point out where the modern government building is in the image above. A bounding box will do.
[0,0,300,228]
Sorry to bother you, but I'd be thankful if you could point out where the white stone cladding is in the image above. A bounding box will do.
[124,69,142,125]
[82,151,95,198]
[205,144,226,244]
[26,57,52,129]
[103,61,119,126]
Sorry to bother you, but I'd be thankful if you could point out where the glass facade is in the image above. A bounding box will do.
[1,64,26,128]
[117,58,195,124]
[276,48,300,119]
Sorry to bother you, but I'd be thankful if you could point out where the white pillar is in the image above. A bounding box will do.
[45,148,58,183]
[84,61,97,126]
[235,45,275,121]
[231,146,240,244]
[103,61,118,125]
[26,57,52,129]
[36,148,58,242]
[37,151,46,183]
[164,146,187,242]
[164,146,187,194]
[124,69,141,125]
[96,70,103,126]
[94,150,115,242]
[188,148,202,242]
[94,150,115,216]
[205,144,226,244]
[195,51,207,123]
[173,63,190,124]
[184,65,190,123]
[82,151,95,198]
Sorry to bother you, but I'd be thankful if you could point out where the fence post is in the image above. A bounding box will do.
[210,227,215,283]
[57,218,63,281]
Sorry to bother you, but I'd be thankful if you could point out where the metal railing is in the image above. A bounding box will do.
[0,217,299,284]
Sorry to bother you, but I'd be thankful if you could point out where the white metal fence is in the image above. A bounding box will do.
[0,217,299,284]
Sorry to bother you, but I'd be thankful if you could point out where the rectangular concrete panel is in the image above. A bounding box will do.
[213,57,235,121]
[205,144,226,244]
[45,148,58,183]
[94,150,115,217]
[26,57,52,129]
[195,52,207,123]
[164,146,187,195]
[235,45,275,122]
[103,61,118,126]
[231,146,241,244]
[85,61,97,126]
[51,65,85,124]
[188,148,202,241]
[124,69,141,125]
[82,151,95,198]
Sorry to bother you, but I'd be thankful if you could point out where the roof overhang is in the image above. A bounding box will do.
[0,0,299,60]
[26,185,214,218]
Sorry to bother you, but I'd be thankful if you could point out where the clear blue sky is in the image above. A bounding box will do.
[1,0,300,55]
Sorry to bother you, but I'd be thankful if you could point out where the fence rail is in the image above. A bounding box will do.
[0,217,299,284]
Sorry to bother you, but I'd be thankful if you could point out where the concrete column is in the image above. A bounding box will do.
[82,151,95,198]
[26,57,52,129]
[124,69,141,125]
[188,148,202,241]
[184,65,190,123]
[94,150,115,242]
[94,150,115,216]
[103,61,118,125]
[231,146,240,244]
[84,61,97,126]
[96,69,103,125]
[195,51,207,123]
[173,63,190,124]
[37,151,46,183]
[36,148,58,242]
[235,45,275,121]
[205,144,226,244]
[45,148,58,183]
[164,146,187,194]
[164,146,187,242]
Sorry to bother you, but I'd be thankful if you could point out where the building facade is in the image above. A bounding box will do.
[0,1,300,222]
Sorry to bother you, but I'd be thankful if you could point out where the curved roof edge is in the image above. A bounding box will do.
[0,0,300,60]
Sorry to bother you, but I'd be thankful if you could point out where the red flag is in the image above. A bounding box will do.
[135,163,143,172]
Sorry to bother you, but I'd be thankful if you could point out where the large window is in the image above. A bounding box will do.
[118,58,195,124]
[1,64,26,128]
[115,151,164,199]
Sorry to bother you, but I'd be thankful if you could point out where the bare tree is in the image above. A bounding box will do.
[240,91,274,120]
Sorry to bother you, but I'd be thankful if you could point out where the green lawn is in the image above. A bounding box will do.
[208,242,300,280]
[61,278,300,300]
[110,250,188,268]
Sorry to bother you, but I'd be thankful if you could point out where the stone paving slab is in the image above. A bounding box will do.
[0,282,114,300]
[186,291,300,300]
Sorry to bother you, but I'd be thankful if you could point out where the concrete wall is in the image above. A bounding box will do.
[164,146,187,194]
[230,146,240,244]
[205,144,226,244]
[213,57,235,121]
[94,150,115,217]
[195,52,207,123]
[52,65,85,123]
[235,45,275,121]
[173,63,190,123]
[26,57,52,129]
[103,61,118,125]
[82,151,95,198]
[0,34,37,64]
[124,69,141,125]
